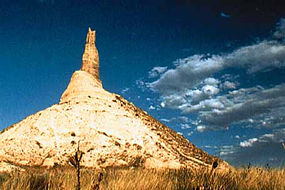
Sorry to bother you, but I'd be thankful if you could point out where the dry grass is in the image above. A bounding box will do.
[0,166,284,190]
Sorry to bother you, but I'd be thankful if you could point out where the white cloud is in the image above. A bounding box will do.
[196,125,206,132]
[160,118,170,123]
[224,41,285,73]
[240,138,258,147]
[178,116,189,123]
[158,84,285,131]
[187,131,194,136]
[181,123,191,129]
[161,94,187,109]
[148,66,168,78]
[219,145,235,156]
[197,84,285,130]
[202,85,220,96]
[223,81,237,89]
[159,116,191,126]
[136,79,147,91]
[181,98,225,113]
[204,78,220,86]
[121,87,130,94]
[149,55,224,95]
[149,105,155,110]
[185,89,207,104]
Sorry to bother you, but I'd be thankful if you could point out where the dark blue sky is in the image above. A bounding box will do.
[1,0,285,166]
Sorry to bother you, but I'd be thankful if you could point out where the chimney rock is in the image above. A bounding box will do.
[81,27,101,84]
[0,28,231,172]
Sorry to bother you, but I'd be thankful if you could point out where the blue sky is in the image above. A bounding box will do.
[0,0,285,167]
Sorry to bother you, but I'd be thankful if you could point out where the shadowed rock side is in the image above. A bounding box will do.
[0,28,230,173]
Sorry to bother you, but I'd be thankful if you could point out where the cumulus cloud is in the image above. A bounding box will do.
[235,135,240,139]
[149,55,224,94]
[148,66,168,78]
[185,89,206,104]
[223,81,237,89]
[195,84,285,130]
[202,85,220,96]
[240,138,258,147]
[160,102,166,108]
[196,125,206,132]
[181,98,226,114]
[159,81,222,111]
[224,41,285,73]
[204,78,220,86]
[121,87,130,94]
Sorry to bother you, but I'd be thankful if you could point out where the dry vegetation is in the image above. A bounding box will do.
[0,166,284,190]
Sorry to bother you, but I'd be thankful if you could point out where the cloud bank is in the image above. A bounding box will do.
[149,41,285,95]
[139,18,285,166]
[146,18,285,132]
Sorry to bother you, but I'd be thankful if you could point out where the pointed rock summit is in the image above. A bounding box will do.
[81,27,101,83]
[0,28,230,172]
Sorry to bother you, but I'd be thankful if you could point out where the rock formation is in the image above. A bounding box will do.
[81,27,101,84]
[0,28,230,172]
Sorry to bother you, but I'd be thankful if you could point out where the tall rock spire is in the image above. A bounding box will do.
[81,27,101,83]
[59,28,103,103]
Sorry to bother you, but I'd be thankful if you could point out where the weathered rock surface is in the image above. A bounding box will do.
[80,27,101,85]
[0,28,230,172]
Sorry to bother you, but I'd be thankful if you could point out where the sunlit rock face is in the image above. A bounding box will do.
[0,28,231,172]
[81,27,101,85]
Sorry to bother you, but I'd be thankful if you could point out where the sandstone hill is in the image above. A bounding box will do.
[0,28,230,172]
